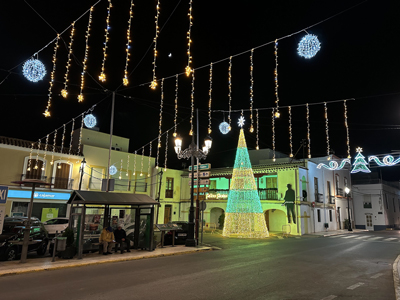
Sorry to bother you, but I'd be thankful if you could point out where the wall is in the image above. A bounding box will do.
[74,128,130,152]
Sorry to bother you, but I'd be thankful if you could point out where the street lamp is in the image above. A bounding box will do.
[175,134,212,247]
[78,158,86,191]
[345,187,352,231]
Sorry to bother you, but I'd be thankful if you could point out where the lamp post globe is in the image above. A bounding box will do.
[345,187,352,231]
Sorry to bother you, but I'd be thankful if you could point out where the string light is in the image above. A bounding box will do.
[317,159,351,170]
[189,69,195,136]
[306,103,311,159]
[126,155,130,177]
[256,109,259,150]
[150,0,161,89]
[27,143,34,171]
[208,63,213,134]
[133,150,137,176]
[61,22,75,98]
[248,49,255,132]
[68,119,75,164]
[185,0,194,76]
[60,124,66,155]
[369,155,400,167]
[274,40,280,118]
[173,74,178,137]
[78,113,84,155]
[99,0,112,82]
[140,146,144,176]
[50,129,57,165]
[164,132,168,171]
[148,142,152,176]
[324,102,331,159]
[344,100,351,158]
[228,56,232,130]
[156,79,164,168]
[119,159,123,180]
[35,139,41,170]
[123,0,134,86]
[288,106,293,158]
[78,7,94,102]
[272,108,276,162]
[44,34,60,117]
[42,134,49,171]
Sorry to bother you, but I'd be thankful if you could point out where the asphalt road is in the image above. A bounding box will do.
[0,231,399,300]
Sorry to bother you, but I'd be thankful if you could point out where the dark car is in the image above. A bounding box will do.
[0,217,49,261]
[163,221,188,245]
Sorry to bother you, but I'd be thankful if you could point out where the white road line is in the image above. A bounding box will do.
[321,295,337,300]
[328,235,346,238]
[370,273,384,279]
[347,282,365,290]
[341,235,356,239]
[383,238,397,241]
[365,237,384,241]
[355,235,370,239]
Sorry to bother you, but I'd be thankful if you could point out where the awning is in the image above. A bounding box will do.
[67,190,160,206]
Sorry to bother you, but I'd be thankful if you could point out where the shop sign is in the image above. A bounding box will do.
[0,186,9,204]
[188,171,210,178]
[188,163,211,171]
[206,193,228,200]
[8,190,71,200]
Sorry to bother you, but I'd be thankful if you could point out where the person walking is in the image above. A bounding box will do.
[283,184,296,224]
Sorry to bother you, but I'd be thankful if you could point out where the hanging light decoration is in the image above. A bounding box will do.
[272,108,276,162]
[306,103,311,158]
[228,56,232,130]
[256,109,259,150]
[288,106,293,158]
[50,129,57,165]
[208,63,213,134]
[123,0,134,86]
[78,113,84,156]
[133,150,137,176]
[173,74,178,137]
[34,139,41,170]
[84,114,97,128]
[126,155,130,177]
[23,58,46,83]
[189,70,195,136]
[185,0,194,76]
[249,49,254,132]
[324,102,331,159]
[297,34,321,59]
[99,0,112,82]
[140,146,144,176]
[61,22,76,98]
[27,143,34,171]
[44,35,60,117]
[109,164,117,176]
[119,159,123,180]
[150,0,161,89]
[273,40,280,118]
[164,132,168,172]
[156,79,164,168]
[148,142,152,175]
[42,134,49,171]
[344,100,351,158]
[219,121,230,135]
[68,119,75,163]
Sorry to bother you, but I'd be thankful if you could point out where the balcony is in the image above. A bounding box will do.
[89,178,147,193]
[315,193,324,203]
[336,188,344,197]
[20,174,74,190]
[329,195,335,204]
[259,188,278,200]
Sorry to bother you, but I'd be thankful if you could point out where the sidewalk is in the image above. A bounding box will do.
[0,245,212,277]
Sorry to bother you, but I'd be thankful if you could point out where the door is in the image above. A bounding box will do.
[365,214,373,230]
[337,207,341,229]
[164,205,172,224]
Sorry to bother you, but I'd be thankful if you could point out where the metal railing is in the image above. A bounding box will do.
[259,188,278,200]
[315,193,324,203]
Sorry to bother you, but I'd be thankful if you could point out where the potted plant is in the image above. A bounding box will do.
[59,227,77,259]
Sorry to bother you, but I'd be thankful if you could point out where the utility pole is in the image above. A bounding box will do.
[106,92,115,192]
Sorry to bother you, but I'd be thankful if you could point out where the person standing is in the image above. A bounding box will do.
[99,226,115,255]
[283,184,296,224]
[114,226,131,254]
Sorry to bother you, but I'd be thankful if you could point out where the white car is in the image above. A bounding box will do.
[43,217,69,235]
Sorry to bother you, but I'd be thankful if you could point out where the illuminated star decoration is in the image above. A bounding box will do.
[83,114,97,128]
[317,159,351,170]
[297,34,321,59]
[23,59,46,82]
[109,165,118,176]
[219,121,230,134]
[238,116,245,128]
[368,155,400,167]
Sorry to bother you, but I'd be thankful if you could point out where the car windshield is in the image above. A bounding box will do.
[2,224,23,235]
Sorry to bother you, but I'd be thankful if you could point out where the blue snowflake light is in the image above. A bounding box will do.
[109,165,117,176]
[219,121,230,134]
[84,114,97,128]
[297,34,321,59]
[23,59,46,82]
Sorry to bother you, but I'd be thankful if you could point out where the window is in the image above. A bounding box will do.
[25,159,44,180]
[165,177,174,198]
[327,181,332,203]
[385,194,389,209]
[314,177,319,202]
[394,198,396,212]
[344,177,348,188]
[317,209,321,222]
[329,210,332,222]
[335,174,340,194]
[54,162,71,189]
[363,195,372,209]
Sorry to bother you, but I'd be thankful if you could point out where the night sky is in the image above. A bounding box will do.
[1,1,400,179]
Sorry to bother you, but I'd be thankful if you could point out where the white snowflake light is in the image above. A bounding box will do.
[297,34,321,59]
[23,59,46,82]
[84,114,97,128]
[219,121,230,134]
[109,165,117,176]
[238,116,245,128]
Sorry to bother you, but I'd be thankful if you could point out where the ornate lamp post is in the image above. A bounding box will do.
[174,134,212,247]
[345,187,352,231]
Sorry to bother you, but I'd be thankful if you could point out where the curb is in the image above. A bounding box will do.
[0,247,212,277]
[393,254,400,300]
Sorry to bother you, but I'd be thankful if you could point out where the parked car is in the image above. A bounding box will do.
[0,217,49,261]
[163,221,188,245]
[43,217,69,235]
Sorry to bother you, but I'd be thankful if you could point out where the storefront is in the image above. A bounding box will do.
[7,189,72,222]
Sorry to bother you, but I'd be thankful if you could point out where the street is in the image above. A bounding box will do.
[0,231,398,300]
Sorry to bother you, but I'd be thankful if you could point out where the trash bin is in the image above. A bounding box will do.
[56,237,67,251]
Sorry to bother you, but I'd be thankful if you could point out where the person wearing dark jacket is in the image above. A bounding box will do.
[114,226,131,253]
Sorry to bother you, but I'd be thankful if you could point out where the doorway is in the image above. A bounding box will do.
[365,214,373,230]
[164,205,172,224]
[337,207,341,229]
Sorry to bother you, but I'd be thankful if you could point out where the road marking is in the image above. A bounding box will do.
[365,237,384,241]
[341,235,356,239]
[321,295,337,300]
[370,273,384,279]
[355,235,369,239]
[347,282,364,290]
[328,235,346,238]
[383,238,397,241]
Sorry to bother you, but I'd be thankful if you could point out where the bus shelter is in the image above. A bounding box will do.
[67,190,159,258]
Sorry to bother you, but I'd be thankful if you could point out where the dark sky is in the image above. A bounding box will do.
[1,0,400,179]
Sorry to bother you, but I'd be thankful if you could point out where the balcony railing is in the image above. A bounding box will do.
[329,195,335,204]
[259,188,278,200]
[20,174,74,190]
[336,187,344,197]
[315,193,324,203]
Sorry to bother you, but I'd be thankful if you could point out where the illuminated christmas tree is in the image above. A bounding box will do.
[351,147,371,174]
[223,128,269,238]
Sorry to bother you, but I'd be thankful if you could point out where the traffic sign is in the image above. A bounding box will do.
[189,179,210,186]
[188,171,210,178]
[188,163,211,172]
[194,195,205,201]
[199,200,207,211]
[191,187,209,193]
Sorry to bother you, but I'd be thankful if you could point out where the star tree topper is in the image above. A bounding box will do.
[238,116,245,128]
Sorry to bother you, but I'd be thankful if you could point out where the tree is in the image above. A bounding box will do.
[222,129,269,238]
[351,147,371,174]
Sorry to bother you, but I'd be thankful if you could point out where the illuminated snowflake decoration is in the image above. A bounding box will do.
[109,165,117,176]
[297,34,321,59]
[219,121,230,134]
[23,59,46,82]
[83,114,97,128]
[238,116,245,128]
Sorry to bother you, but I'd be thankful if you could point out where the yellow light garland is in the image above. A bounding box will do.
[27,143,34,171]
[324,102,331,159]
[44,34,60,117]
[306,103,311,158]
[272,108,276,162]
[189,69,195,136]
[133,150,137,175]
[228,56,232,130]
[150,0,161,89]
[288,106,293,158]
[256,109,259,150]
[99,0,112,82]
[140,146,144,176]
[35,139,41,170]
[61,22,75,98]
[173,74,178,137]
[119,159,123,180]
[344,100,351,158]
[78,113,84,155]
[156,79,164,168]
[68,119,75,162]
[42,134,49,171]
[78,7,93,102]
[185,0,194,76]
[50,129,57,165]
[126,155,130,177]
[249,49,254,133]
[164,132,168,172]
[123,0,134,86]
[148,142,152,175]
[274,39,280,118]
[208,63,213,134]
[60,124,66,157]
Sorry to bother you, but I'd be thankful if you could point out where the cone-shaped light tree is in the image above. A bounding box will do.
[223,128,269,238]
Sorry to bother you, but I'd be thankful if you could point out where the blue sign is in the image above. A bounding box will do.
[8,190,70,201]
[0,186,8,204]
